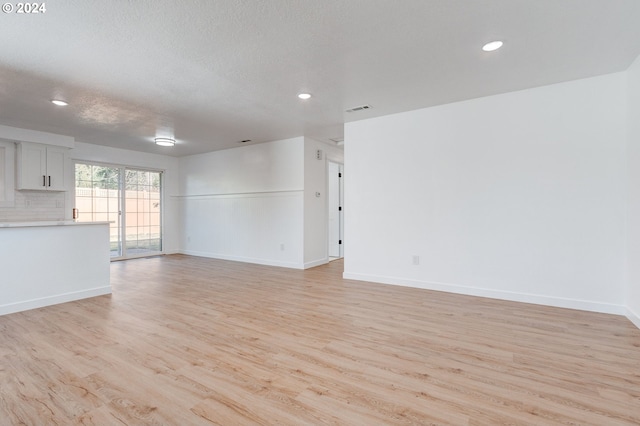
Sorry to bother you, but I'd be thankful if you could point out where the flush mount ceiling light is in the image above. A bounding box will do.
[154,137,175,147]
[298,93,311,100]
[482,40,503,52]
[51,99,68,106]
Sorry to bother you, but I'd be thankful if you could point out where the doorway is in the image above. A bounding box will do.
[74,162,163,259]
[328,161,344,259]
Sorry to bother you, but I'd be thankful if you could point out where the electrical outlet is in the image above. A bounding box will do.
[25,199,32,208]
[187,236,191,243]
[412,255,420,265]
[280,243,285,251]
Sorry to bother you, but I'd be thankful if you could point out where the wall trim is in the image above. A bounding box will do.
[626,307,640,330]
[0,286,112,316]
[175,189,303,199]
[181,250,304,270]
[304,258,329,269]
[342,272,626,316]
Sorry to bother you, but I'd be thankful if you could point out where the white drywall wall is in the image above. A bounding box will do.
[344,72,628,315]
[627,55,640,328]
[179,138,306,268]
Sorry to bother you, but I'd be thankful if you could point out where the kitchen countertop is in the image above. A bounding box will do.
[0,220,111,228]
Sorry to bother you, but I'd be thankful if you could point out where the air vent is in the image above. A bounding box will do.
[345,104,372,113]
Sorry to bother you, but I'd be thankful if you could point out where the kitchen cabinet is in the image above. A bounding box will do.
[16,142,69,191]
[0,140,15,207]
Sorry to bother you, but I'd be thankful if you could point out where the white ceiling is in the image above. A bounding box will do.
[1,0,640,157]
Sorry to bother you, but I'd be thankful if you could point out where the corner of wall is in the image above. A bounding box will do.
[626,306,640,330]
[625,52,640,327]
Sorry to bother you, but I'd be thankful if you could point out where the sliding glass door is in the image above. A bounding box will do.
[75,162,162,259]
[124,169,162,255]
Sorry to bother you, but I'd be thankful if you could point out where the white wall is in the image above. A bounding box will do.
[70,141,181,254]
[627,55,640,328]
[179,137,306,268]
[0,124,74,148]
[303,137,344,267]
[344,72,628,315]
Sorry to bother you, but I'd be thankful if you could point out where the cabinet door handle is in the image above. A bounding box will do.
[43,175,46,187]
[48,176,51,187]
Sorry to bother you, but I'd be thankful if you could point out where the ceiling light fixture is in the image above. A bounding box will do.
[298,93,311,100]
[51,99,68,106]
[482,40,503,52]
[154,137,175,147]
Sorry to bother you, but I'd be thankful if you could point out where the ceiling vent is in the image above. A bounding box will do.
[345,104,372,113]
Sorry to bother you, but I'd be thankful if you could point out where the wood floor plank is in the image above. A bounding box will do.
[1,254,639,425]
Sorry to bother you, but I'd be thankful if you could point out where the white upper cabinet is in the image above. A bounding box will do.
[0,140,16,206]
[16,142,69,191]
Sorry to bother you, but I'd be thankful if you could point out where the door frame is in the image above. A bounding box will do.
[327,160,344,259]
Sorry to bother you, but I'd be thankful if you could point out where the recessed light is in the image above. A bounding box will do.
[154,137,175,147]
[51,99,68,106]
[482,40,503,52]
[298,93,311,100]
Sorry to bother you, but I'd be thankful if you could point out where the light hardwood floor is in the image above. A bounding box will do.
[1,255,639,425]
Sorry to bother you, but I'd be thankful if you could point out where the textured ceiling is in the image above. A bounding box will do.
[1,0,640,157]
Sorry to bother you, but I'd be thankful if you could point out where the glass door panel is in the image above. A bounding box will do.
[74,163,122,258]
[124,169,162,256]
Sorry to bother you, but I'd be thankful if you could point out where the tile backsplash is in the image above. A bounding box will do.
[0,191,66,222]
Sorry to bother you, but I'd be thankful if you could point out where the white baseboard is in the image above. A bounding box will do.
[626,307,640,330]
[304,258,329,269]
[342,272,626,316]
[180,250,305,269]
[0,286,112,316]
